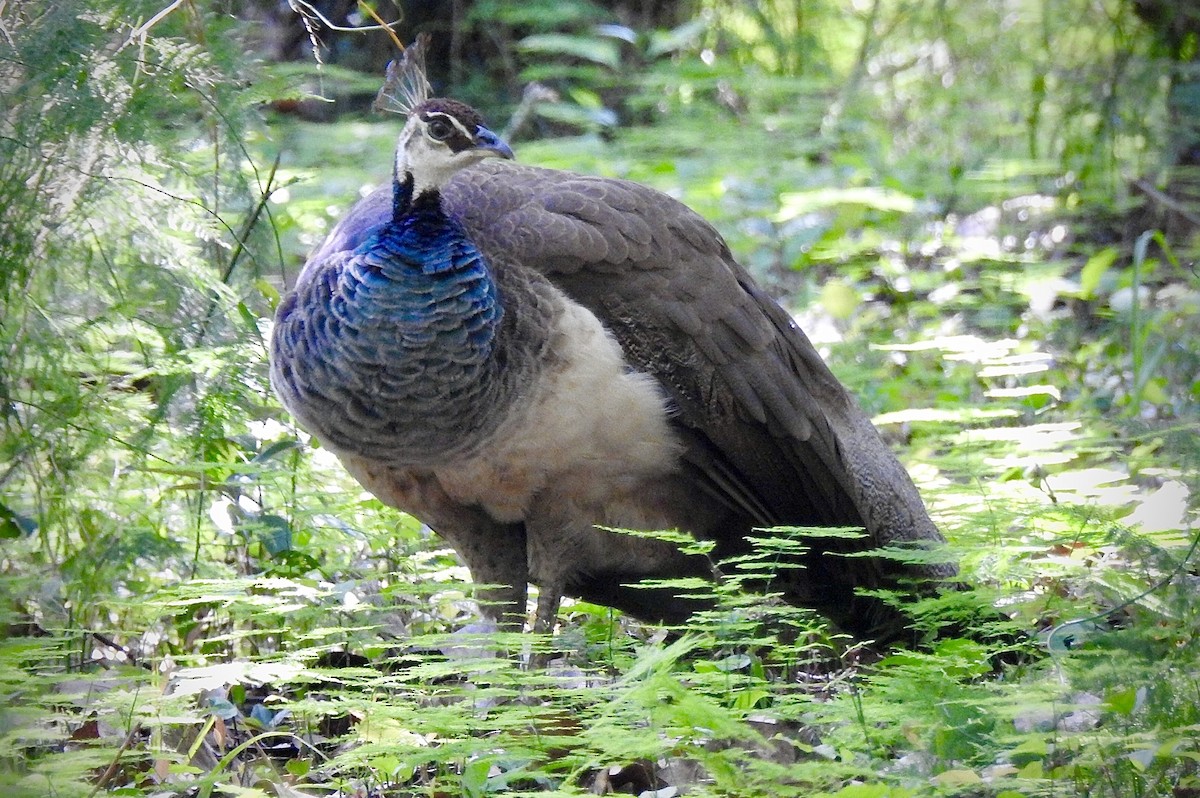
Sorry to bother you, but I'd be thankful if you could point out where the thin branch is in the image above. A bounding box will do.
[87,724,145,798]
[288,0,403,36]
[358,0,405,53]
[1132,178,1200,229]
[193,153,285,346]
[119,0,186,53]
[822,0,883,137]
[222,153,280,284]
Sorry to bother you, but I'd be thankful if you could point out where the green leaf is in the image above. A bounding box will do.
[519,34,621,69]
[820,278,860,320]
[1104,686,1140,716]
[776,186,916,221]
[207,697,238,720]
[1140,376,1169,405]
[237,301,259,332]
[714,653,752,672]
[253,438,301,463]
[1079,247,1118,298]
[248,703,276,728]
[461,757,493,798]
[828,785,914,797]
[369,754,403,777]
[256,278,280,309]
[256,514,294,555]
[1009,737,1049,757]
[1018,759,1045,779]
[733,688,771,710]
[647,18,708,57]
[0,500,33,539]
[933,769,983,786]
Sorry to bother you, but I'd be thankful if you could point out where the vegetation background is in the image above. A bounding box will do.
[2,1,1199,796]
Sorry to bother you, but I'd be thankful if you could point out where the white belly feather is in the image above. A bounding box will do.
[434,299,681,525]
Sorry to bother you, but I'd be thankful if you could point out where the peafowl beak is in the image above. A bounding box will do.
[474,126,514,160]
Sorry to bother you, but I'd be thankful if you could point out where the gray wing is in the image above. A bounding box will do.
[313,160,953,639]
[446,162,954,635]
[445,162,942,532]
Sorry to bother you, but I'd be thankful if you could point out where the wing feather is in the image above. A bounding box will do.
[306,159,954,640]
[442,162,864,522]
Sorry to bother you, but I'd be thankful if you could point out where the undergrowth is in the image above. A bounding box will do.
[2,1,1199,797]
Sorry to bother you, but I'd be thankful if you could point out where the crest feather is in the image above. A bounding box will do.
[374,33,432,116]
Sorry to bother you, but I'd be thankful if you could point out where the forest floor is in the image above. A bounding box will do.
[4,112,1200,798]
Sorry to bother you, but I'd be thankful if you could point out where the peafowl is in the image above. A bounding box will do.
[270,38,957,646]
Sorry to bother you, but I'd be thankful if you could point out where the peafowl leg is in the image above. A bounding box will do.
[433,517,530,633]
[525,501,582,667]
[478,579,529,634]
[527,582,563,669]
[532,583,563,635]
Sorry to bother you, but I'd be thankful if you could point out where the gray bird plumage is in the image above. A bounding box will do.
[271,65,955,645]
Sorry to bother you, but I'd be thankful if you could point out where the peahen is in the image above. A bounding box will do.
[270,39,957,646]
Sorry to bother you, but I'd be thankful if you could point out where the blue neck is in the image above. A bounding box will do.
[344,175,502,373]
[272,172,510,464]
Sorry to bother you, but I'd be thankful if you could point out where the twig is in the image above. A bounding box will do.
[822,0,882,137]
[222,153,282,285]
[89,631,138,668]
[192,152,284,346]
[87,724,144,798]
[1132,178,1200,229]
[288,0,403,36]
[358,0,405,53]
[120,0,185,52]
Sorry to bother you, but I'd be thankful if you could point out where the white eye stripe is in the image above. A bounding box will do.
[424,112,474,141]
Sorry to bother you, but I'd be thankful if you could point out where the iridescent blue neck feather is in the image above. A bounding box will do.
[347,179,501,361]
[271,172,506,463]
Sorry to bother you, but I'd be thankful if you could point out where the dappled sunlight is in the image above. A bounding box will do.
[1046,467,1138,502]
[874,406,1019,425]
[951,421,1081,449]
[985,384,1062,401]
[984,449,1077,470]
[168,659,308,699]
[1123,480,1192,535]
[3,2,1199,797]
[879,334,1021,361]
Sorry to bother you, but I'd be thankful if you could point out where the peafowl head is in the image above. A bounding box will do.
[375,35,512,205]
[393,99,514,200]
